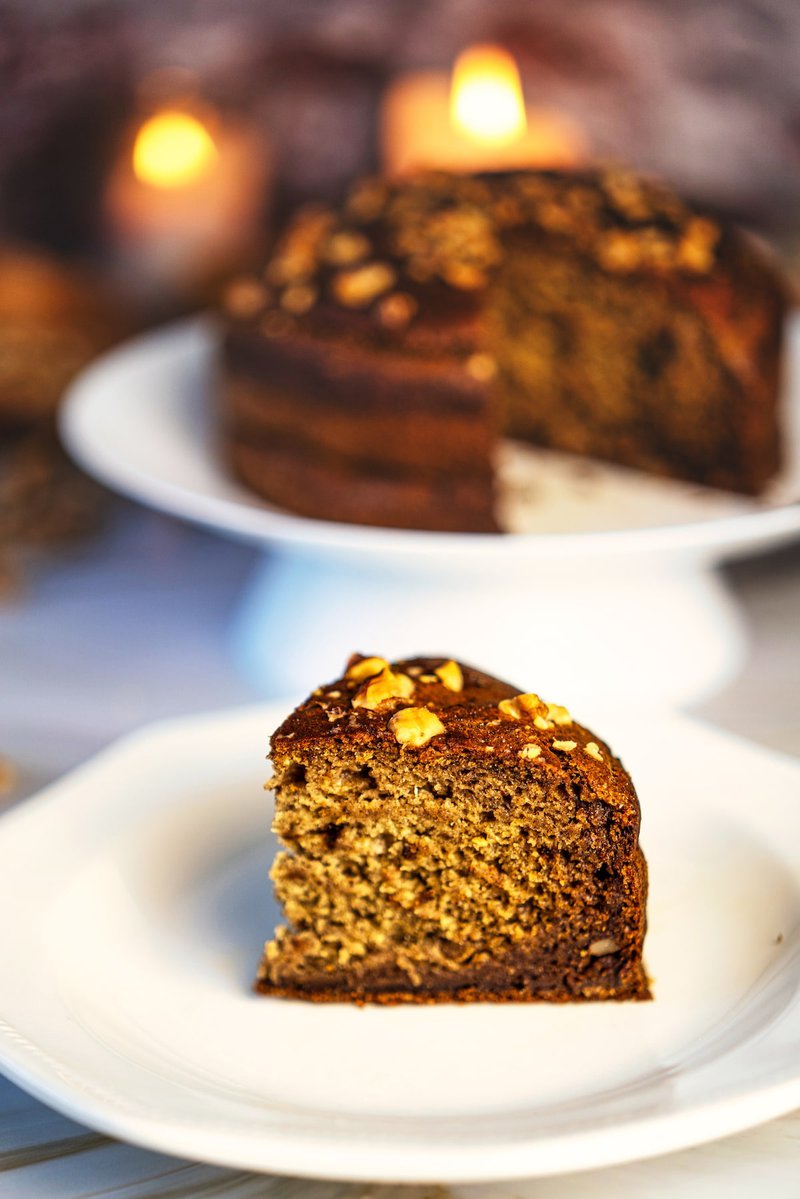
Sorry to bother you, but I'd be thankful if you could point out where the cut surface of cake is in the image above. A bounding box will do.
[257,654,650,1003]
[220,168,786,532]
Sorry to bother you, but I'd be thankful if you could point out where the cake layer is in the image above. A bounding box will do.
[228,437,497,532]
[221,362,492,474]
[258,877,649,1002]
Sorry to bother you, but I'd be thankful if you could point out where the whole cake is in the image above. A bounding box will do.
[220,168,786,533]
[257,654,650,1003]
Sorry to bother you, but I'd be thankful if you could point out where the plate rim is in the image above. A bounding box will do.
[59,317,800,569]
[3,701,800,1182]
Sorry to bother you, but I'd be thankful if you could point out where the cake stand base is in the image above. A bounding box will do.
[229,550,746,709]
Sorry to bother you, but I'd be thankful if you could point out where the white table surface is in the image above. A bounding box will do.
[1,498,799,1198]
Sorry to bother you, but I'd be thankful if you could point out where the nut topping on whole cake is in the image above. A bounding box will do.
[221,166,785,532]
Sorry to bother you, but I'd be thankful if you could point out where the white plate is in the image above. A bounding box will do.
[60,317,800,567]
[2,702,800,1183]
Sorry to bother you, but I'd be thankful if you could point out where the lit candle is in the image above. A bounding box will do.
[105,102,271,300]
[381,44,586,176]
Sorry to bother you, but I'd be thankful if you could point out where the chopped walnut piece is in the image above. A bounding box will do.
[389,706,445,748]
[223,277,269,319]
[465,352,497,382]
[280,283,317,315]
[585,741,604,762]
[332,262,396,308]
[441,261,487,290]
[519,743,542,761]
[346,656,389,682]
[267,206,334,284]
[377,291,418,330]
[534,715,555,731]
[346,176,389,222]
[498,692,546,720]
[434,660,463,691]
[352,667,415,710]
[323,230,371,266]
[589,937,619,956]
[677,217,719,273]
[553,739,578,752]
[546,703,572,726]
[597,231,641,272]
[419,673,437,683]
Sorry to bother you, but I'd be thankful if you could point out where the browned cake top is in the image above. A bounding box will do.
[223,168,724,345]
[272,654,637,813]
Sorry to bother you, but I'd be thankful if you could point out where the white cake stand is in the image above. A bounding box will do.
[61,318,800,707]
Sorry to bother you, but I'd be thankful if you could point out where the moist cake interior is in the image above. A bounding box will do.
[260,657,649,1003]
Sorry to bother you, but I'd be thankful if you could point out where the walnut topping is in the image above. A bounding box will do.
[389,706,445,747]
[585,741,604,761]
[331,262,396,308]
[519,743,542,761]
[465,352,497,382]
[441,261,487,290]
[323,230,371,266]
[601,170,652,222]
[377,291,418,330]
[434,660,463,691]
[346,176,389,222]
[498,692,546,720]
[553,739,578,752]
[597,230,642,272]
[533,714,555,731]
[352,666,415,710]
[223,277,269,319]
[419,673,437,683]
[267,206,334,284]
[346,656,389,681]
[280,283,317,314]
[589,937,619,956]
[546,703,572,726]
[677,217,719,273]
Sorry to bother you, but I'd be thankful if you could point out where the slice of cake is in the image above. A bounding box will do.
[257,654,650,1003]
[220,168,786,533]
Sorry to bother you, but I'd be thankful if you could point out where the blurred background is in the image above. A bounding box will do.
[3,0,800,573]
[3,0,800,289]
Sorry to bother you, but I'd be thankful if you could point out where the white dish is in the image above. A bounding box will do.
[60,317,800,567]
[2,701,800,1183]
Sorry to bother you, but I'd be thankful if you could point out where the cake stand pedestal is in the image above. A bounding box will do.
[229,549,746,708]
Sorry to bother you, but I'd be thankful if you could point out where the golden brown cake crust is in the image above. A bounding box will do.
[258,654,650,1004]
[271,655,636,813]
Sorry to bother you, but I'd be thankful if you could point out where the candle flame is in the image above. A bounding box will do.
[132,111,218,189]
[450,45,527,147]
